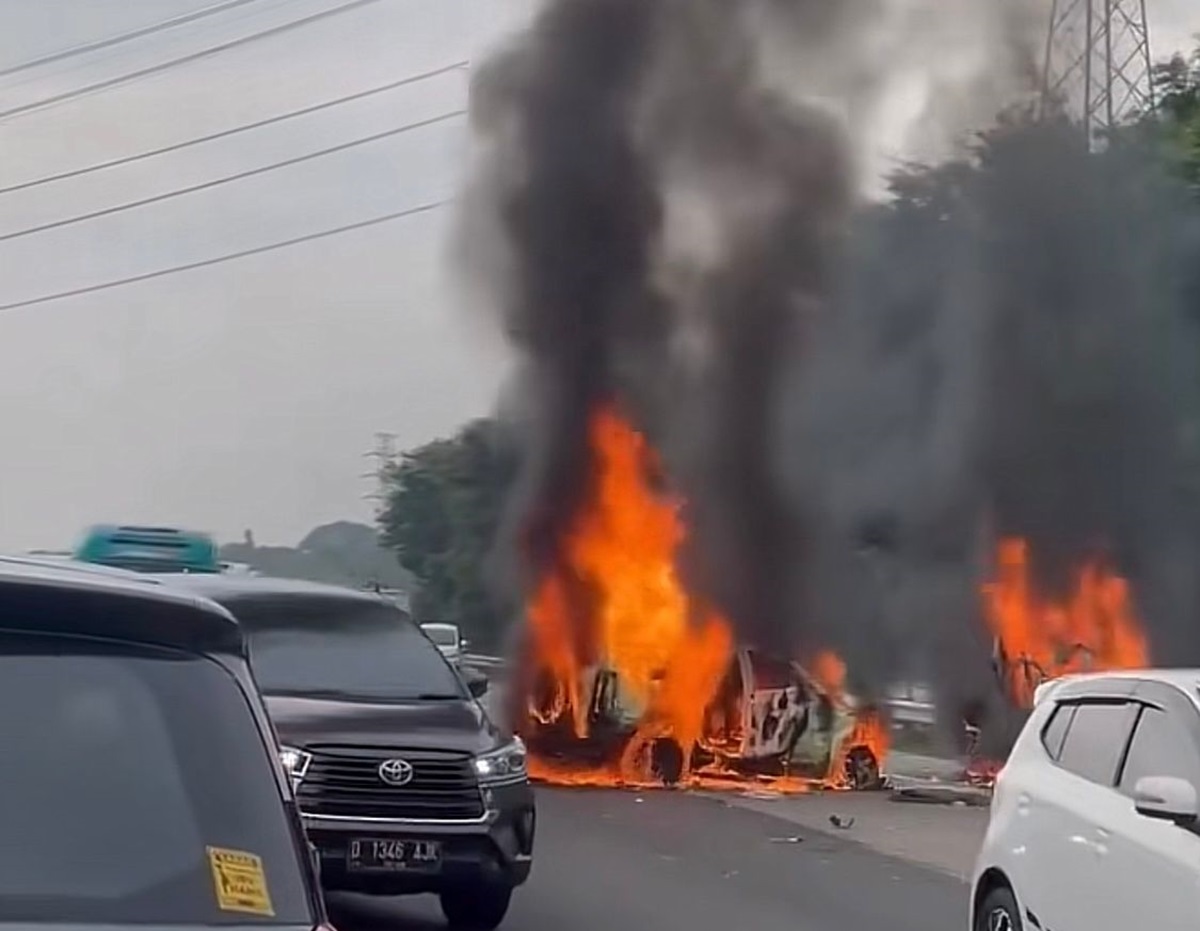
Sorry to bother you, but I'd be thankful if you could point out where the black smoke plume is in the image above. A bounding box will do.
[462,0,667,654]
[461,0,1200,754]
[789,117,1200,749]
[461,0,860,661]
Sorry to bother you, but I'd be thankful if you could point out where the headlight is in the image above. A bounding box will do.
[279,745,312,784]
[473,737,527,786]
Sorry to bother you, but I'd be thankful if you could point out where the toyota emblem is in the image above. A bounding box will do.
[377,758,414,786]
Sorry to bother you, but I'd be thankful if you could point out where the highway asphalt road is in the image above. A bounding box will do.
[330,787,971,931]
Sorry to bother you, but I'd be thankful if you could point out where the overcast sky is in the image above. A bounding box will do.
[0,0,1193,552]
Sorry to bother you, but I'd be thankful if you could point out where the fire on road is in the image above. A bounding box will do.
[508,405,889,792]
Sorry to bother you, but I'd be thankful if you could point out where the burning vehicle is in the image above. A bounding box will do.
[954,537,1153,785]
[507,406,887,792]
[518,643,884,789]
[982,537,1149,710]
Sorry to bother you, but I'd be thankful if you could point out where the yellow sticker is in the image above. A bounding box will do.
[207,846,275,917]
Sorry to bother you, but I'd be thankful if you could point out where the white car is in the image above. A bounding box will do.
[971,669,1200,931]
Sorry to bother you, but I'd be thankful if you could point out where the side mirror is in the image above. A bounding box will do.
[461,639,471,652]
[1134,775,1199,826]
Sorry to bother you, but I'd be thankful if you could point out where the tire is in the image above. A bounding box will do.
[975,885,1022,931]
[439,884,513,930]
[843,746,881,790]
[649,737,685,786]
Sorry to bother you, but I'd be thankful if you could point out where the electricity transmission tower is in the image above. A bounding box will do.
[362,432,398,516]
[1040,0,1154,143]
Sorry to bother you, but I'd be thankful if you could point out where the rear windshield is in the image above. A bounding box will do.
[229,596,467,703]
[0,632,312,925]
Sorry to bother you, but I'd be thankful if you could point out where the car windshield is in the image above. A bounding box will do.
[0,632,312,925]
[425,625,459,647]
[230,596,467,702]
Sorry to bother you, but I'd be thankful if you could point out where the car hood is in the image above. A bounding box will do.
[265,693,503,755]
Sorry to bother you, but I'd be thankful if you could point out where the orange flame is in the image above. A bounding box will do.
[826,708,890,790]
[981,537,1150,707]
[523,405,734,784]
[808,649,889,789]
[810,650,847,696]
[520,405,885,792]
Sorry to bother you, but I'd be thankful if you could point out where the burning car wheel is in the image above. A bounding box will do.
[843,746,881,790]
[649,737,685,786]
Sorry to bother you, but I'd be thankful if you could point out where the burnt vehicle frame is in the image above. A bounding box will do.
[516,638,884,789]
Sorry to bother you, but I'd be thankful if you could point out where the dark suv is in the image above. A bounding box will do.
[171,575,535,930]
[0,559,328,930]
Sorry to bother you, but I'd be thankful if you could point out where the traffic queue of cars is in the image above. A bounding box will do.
[0,554,533,931]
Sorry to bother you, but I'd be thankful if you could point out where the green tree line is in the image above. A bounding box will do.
[378,419,518,650]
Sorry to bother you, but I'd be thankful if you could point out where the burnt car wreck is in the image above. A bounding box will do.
[517,643,886,790]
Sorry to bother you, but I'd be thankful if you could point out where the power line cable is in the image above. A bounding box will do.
[0,109,465,243]
[0,0,273,79]
[0,61,469,196]
[0,0,384,124]
[0,199,452,313]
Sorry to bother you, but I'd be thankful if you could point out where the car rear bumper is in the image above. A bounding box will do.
[302,782,535,895]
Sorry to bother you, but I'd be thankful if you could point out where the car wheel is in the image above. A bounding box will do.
[439,884,513,930]
[843,746,881,789]
[649,737,685,786]
[975,885,1022,931]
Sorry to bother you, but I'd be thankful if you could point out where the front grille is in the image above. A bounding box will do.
[297,745,485,821]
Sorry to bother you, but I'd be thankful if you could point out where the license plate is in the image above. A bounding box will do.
[346,838,441,872]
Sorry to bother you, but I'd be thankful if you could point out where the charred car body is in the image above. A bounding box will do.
[990,633,1098,705]
[517,641,883,788]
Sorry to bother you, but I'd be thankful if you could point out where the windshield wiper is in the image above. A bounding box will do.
[269,687,360,700]
[268,687,464,702]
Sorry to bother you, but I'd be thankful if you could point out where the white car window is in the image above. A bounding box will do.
[1056,701,1134,786]
[1117,706,1200,794]
[1040,701,1076,758]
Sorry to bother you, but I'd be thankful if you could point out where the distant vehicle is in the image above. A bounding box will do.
[422,622,465,662]
[75,525,221,574]
[166,574,534,931]
[219,561,259,576]
[971,669,1200,931]
[885,681,936,730]
[0,556,326,928]
[519,641,884,789]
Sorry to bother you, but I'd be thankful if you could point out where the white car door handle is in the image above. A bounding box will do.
[1093,828,1110,855]
[1068,834,1094,849]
